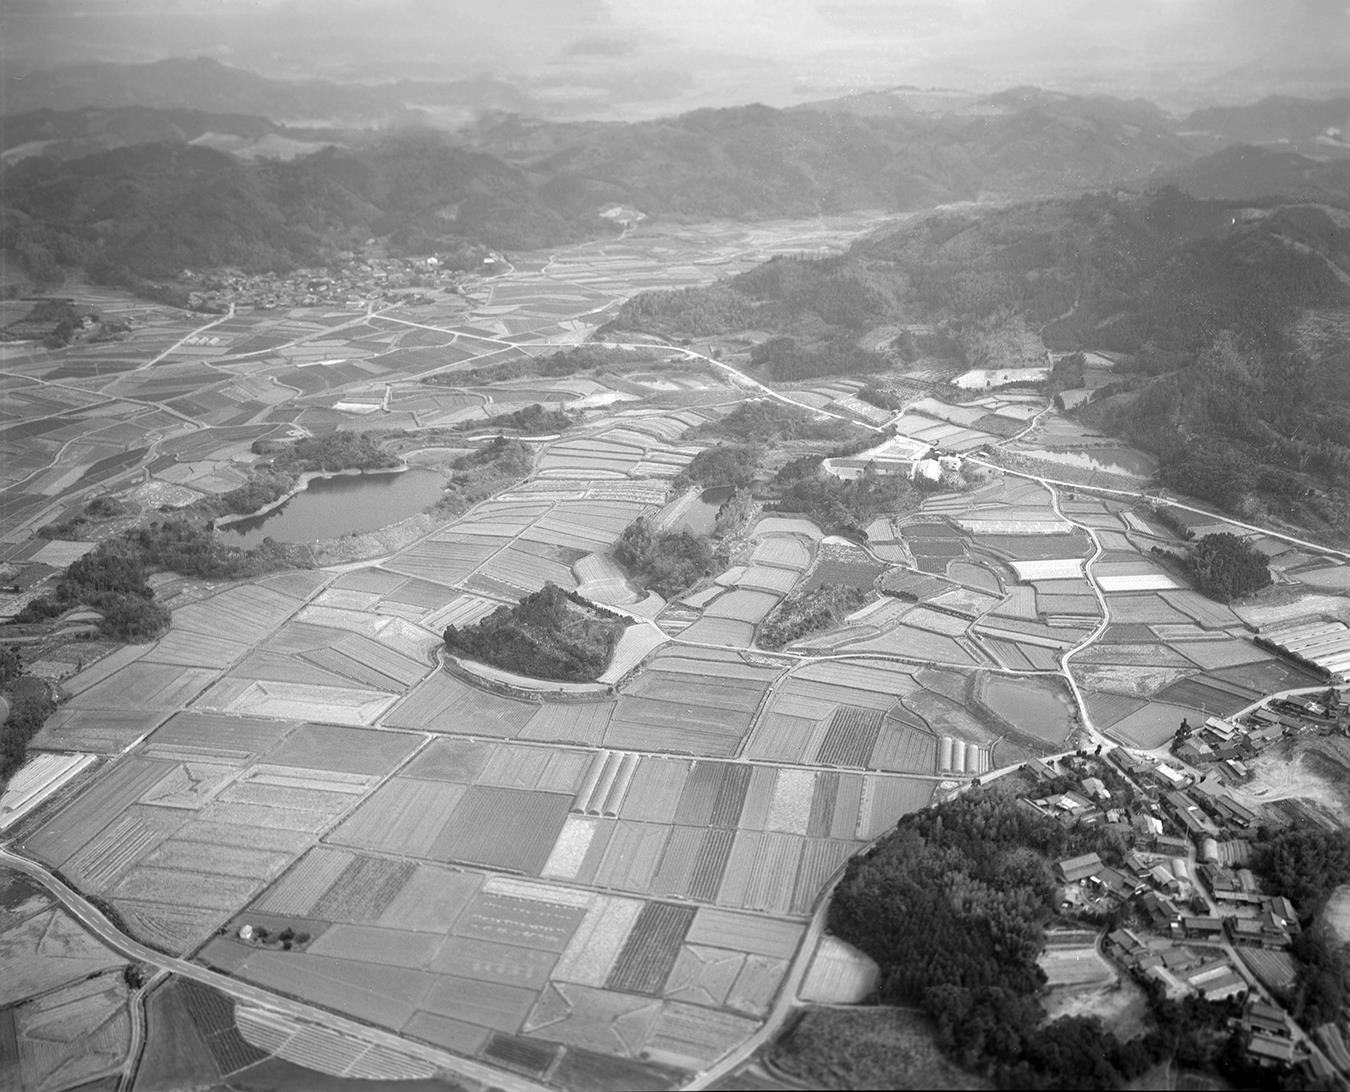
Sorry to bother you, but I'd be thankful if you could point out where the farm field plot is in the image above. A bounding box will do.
[29,705,163,759]
[11,975,131,1092]
[384,670,537,736]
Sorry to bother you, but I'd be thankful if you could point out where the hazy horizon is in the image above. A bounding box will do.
[2,0,1349,118]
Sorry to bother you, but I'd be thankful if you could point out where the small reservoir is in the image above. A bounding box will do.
[981,675,1076,745]
[675,485,736,536]
[221,468,444,548]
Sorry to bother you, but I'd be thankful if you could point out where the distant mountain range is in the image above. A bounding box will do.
[0,57,540,126]
[0,106,349,166]
[4,59,1350,295]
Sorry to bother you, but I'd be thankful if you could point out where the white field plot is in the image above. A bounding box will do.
[0,752,96,831]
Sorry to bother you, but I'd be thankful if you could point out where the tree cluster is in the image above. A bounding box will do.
[442,582,626,682]
[1181,532,1272,602]
[1,670,56,787]
[612,518,713,599]
[672,444,759,491]
[770,466,920,537]
[468,403,572,435]
[689,400,862,446]
[758,584,869,650]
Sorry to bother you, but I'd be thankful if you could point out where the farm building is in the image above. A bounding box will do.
[1057,852,1103,883]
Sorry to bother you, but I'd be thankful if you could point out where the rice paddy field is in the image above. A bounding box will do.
[10,218,1350,1091]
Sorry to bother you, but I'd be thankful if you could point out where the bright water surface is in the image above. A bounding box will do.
[221,468,444,548]
[1019,447,1156,478]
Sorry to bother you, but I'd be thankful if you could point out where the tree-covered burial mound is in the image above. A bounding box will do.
[442,582,628,682]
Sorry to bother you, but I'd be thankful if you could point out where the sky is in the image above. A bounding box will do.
[3,0,1348,111]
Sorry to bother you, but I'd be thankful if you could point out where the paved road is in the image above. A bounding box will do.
[0,849,553,1092]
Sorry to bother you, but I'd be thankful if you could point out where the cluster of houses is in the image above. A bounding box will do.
[1018,749,1335,1078]
[1173,690,1349,778]
[177,252,493,311]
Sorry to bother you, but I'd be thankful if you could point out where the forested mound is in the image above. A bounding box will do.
[442,583,626,682]
[612,519,712,599]
[828,787,1158,1088]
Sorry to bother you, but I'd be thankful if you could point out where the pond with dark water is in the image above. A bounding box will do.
[674,485,736,537]
[220,468,444,548]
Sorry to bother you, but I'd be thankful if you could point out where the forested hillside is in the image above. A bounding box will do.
[616,187,1350,536]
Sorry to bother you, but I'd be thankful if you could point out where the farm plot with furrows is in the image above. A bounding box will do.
[173,585,304,644]
[482,1031,559,1078]
[1159,590,1242,628]
[432,936,560,989]
[453,891,588,954]
[686,828,736,903]
[217,779,354,818]
[333,568,410,596]
[477,744,554,790]
[429,787,573,874]
[521,701,613,746]
[646,1001,759,1070]
[61,806,186,890]
[30,707,169,755]
[236,950,431,1031]
[143,712,297,764]
[138,761,239,809]
[650,827,705,898]
[381,576,456,610]
[605,698,748,756]
[606,902,697,996]
[112,864,261,911]
[68,662,220,710]
[20,757,177,867]
[868,721,938,774]
[13,977,132,1092]
[733,566,801,594]
[672,761,727,827]
[702,588,788,620]
[552,896,644,988]
[615,759,690,823]
[312,856,416,923]
[178,979,271,1075]
[765,769,816,834]
[384,671,537,736]
[383,542,500,585]
[806,773,839,838]
[816,706,885,767]
[141,629,251,669]
[739,833,805,915]
[139,839,290,880]
[745,712,825,764]
[663,945,745,1008]
[792,839,857,915]
[857,776,935,838]
[402,737,496,782]
[752,537,812,570]
[1075,642,1195,667]
[308,925,441,969]
[327,779,462,858]
[1176,639,1271,670]
[520,981,662,1060]
[254,847,356,916]
[594,822,672,894]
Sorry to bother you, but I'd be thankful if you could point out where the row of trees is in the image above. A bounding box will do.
[1,649,56,787]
